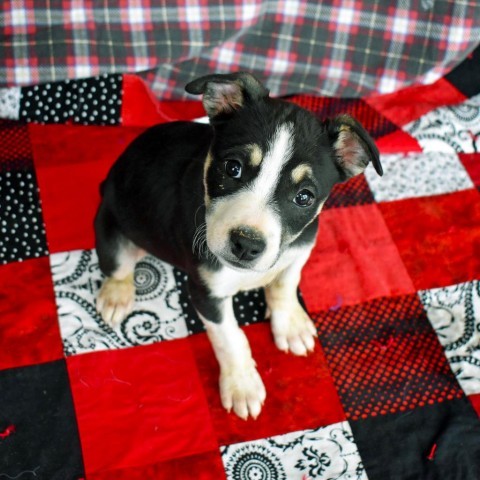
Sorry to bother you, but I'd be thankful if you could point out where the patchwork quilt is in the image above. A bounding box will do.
[1,51,480,479]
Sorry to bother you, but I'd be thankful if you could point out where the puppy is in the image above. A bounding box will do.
[95,72,383,420]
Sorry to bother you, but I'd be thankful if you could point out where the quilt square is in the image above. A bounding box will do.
[351,399,480,480]
[404,93,480,154]
[0,122,48,264]
[20,74,122,125]
[190,323,346,446]
[0,257,63,371]
[323,173,375,210]
[87,451,226,480]
[459,153,480,188]
[313,294,464,421]
[288,96,398,138]
[30,123,145,253]
[221,421,367,480]
[50,249,189,355]
[300,204,415,312]
[0,360,84,478]
[67,339,217,475]
[420,281,480,396]
[365,152,473,202]
[379,190,480,290]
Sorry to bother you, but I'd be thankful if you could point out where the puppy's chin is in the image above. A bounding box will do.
[214,252,278,273]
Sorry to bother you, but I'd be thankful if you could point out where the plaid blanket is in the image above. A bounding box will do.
[1,1,480,98]
[1,51,480,479]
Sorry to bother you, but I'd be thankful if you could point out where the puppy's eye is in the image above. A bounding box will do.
[294,189,315,207]
[225,159,242,179]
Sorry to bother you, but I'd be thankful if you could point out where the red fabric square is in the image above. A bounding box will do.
[190,322,345,446]
[313,294,464,421]
[365,78,466,127]
[67,339,217,475]
[87,451,226,480]
[470,393,480,418]
[379,190,480,290]
[300,204,415,312]
[375,129,423,154]
[29,124,145,253]
[122,75,205,126]
[459,153,480,187]
[0,257,63,370]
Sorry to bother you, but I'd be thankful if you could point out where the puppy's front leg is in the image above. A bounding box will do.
[265,249,317,356]
[189,281,266,420]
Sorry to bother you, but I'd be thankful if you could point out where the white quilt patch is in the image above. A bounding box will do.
[0,87,21,120]
[404,94,480,153]
[221,422,368,480]
[419,281,480,396]
[365,151,473,202]
[50,249,188,355]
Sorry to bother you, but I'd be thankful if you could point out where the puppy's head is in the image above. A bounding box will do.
[186,72,383,272]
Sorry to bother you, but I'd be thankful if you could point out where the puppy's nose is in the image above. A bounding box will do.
[230,228,266,261]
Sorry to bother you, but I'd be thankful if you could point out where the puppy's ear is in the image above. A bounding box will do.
[185,72,269,119]
[324,114,383,180]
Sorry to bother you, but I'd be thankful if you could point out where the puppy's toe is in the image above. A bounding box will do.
[272,304,317,356]
[220,366,266,420]
[96,277,135,327]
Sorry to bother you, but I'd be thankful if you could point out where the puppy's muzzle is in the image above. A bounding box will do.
[229,227,266,262]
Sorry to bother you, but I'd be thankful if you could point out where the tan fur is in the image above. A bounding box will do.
[248,144,263,167]
[291,164,313,184]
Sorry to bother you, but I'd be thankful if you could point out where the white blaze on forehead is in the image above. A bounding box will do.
[250,123,294,201]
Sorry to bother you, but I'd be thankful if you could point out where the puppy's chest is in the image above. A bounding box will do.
[200,248,304,298]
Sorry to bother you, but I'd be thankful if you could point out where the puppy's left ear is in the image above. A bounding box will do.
[185,72,269,119]
[325,114,383,180]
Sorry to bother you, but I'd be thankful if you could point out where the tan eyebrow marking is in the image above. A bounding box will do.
[291,164,313,183]
[249,144,263,167]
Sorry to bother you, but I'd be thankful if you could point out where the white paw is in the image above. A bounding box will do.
[271,302,317,356]
[96,276,135,326]
[220,365,266,420]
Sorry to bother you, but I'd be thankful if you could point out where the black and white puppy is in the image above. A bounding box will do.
[95,72,383,420]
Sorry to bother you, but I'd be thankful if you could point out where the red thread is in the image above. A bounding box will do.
[0,425,15,439]
[427,443,437,461]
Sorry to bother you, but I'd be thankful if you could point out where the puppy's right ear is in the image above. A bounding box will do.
[185,72,269,119]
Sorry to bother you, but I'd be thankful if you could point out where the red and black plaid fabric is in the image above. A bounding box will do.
[1,52,480,478]
[1,1,480,99]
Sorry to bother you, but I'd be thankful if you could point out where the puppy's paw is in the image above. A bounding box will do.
[220,365,266,420]
[96,276,135,326]
[271,302,317,356]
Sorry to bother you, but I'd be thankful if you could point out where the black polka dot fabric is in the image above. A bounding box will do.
[19,74,122,125]
[0,169,49,264]
[0,123,49,264]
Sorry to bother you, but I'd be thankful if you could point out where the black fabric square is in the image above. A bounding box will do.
[19,74,122,125]
[173,268,267,334]
[0,360,84,479]
[351,398,480,480]
[0,168,49,264]
[445,45,480,99]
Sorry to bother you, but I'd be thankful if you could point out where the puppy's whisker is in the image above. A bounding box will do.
[192,222,208,257]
